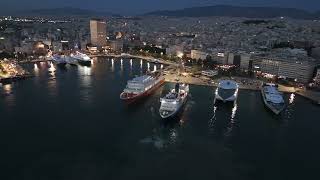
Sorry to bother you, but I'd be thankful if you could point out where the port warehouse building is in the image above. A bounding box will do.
[211,51,317,83]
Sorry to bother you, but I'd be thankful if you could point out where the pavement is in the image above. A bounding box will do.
[277,84,296,93]
[163,71,263,91]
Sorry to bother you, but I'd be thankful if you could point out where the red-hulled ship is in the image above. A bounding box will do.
[120,72,165,103]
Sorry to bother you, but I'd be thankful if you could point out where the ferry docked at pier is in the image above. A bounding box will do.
[66,56,78,66]
[70,52,92,66]
[120,72,165,103]
[51,55,67,67]
[261,83,285,115]
[214,80,239,104]
[159,83,189,119]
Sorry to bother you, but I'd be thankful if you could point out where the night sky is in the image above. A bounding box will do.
[2,0,320,15]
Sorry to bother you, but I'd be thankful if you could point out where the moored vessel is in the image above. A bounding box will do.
[261,83,286,115]
[214,80,239,104]
[51,55,67,67]
[159,83,189,119]
[120,72,165,103]
[65,56,78,66]
[70,52,92,66]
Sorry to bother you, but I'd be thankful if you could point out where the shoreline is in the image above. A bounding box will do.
[8,54,319,104]
[164,78,261,91]
[0,74,34,84]
[164,74,263,91]
[18,59,50,64]
[90,53,179,66]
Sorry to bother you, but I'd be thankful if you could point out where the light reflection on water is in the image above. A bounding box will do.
[111,59,114,72]
[34,63,39,76]
[129,59,133,76]
[48,62,56,73]
[120,59,124,75]
[208,105,218,135]
[289,93,295,104]
[282,93,296,127]
[169,128,178,145]
[47,62,57,99]
[2,84,15,108]
[225,103,238,137]
[40,61,46,67]
[208,99,239,141]
[78,65,92,105]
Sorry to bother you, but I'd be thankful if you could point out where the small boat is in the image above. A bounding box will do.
[261,83,286,115]
[120,71,165,103]
[159,83,189,119]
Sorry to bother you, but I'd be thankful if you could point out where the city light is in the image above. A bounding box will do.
[0,4,320,180]
[177,52,184,58]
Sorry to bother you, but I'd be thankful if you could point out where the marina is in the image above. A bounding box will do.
[1,4,320,179]
[0,57,319,180]
[2,54,320,104]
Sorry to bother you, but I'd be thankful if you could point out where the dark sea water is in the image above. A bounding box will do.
[0,58,319,180]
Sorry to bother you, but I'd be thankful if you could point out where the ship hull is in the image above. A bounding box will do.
[214,80,238,105]
[261,89,285,115]
[120,78,165,103]
[69,56,91,66]
[159,96,188,119]
[214,93,237,104]
[78,60,91,66]
[55,62,67,67]
[68,61,78,66]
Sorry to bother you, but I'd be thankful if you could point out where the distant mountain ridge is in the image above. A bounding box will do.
[15,7,119,17]
[145,5,319,19]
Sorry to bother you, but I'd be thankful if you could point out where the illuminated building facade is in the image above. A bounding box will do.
[90,19,107,47]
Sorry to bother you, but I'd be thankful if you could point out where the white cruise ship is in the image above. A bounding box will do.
[120,72,165,103]
[65,56,78,66]
[70,52,91,66]
[159,83,189,119]
[51,55,67,67]
[214,80,239,104]
[261,83,285,115]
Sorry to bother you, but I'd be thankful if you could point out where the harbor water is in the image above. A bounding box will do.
[0,58,319,180]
